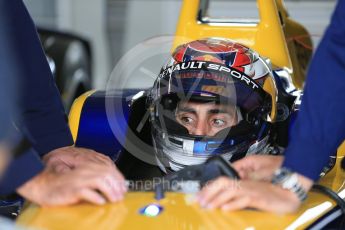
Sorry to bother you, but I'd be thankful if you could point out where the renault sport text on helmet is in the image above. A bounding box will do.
[148,38,278,171]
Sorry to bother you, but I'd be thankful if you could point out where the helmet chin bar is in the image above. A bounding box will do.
[151,131,246,172]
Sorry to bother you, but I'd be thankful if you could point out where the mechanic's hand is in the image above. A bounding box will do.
[196,177,301,214]
[17,162,127,207]
[43,146,116,173]
[232,155,284,181]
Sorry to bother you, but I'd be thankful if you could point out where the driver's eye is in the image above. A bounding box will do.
[180,116,194,125]
[211,119,226,127]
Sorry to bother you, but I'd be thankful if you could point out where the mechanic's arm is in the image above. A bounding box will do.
[0,0,45,195]
[3,0,119,174]
[282,0,345,182]
[7,0,74,155]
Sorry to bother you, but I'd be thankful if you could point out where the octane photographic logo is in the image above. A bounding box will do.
[105,35,237,169]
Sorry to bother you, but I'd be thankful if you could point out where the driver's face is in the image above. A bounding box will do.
[175,101,238,136]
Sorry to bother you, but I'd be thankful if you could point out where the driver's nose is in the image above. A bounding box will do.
[191,120,208,136]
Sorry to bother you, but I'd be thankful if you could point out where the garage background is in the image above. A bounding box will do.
[24,0,337,90]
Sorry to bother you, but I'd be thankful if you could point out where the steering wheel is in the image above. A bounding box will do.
[165,155,240,185]
[154,156,240,200]
[205,155,240,179]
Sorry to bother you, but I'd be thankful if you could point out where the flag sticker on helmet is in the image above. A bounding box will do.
[201,85,225,96]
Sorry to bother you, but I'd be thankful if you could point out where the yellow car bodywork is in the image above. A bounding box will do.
[16,0,345,229]
[173,0,312,89]
[15,125,345,229]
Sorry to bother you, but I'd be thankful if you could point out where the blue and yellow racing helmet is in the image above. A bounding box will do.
[148,38,277,171]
